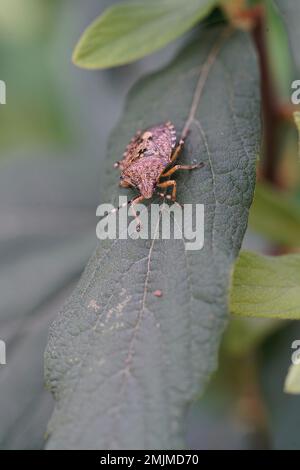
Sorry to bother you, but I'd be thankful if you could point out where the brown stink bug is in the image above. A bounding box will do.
[113,121,204,230]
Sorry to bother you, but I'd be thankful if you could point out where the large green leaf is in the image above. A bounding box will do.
[45,27,260,449]
[72,0,217,69]
[231,251,300,319]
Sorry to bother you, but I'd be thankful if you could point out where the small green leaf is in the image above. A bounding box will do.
[72,0,218,69]
[231,251,300,320]
[285,363,300,394]
[249,183,300,247]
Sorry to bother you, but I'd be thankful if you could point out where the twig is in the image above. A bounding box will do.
[250,6,282,185]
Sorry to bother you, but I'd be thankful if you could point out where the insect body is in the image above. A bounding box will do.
[114,121,203,229]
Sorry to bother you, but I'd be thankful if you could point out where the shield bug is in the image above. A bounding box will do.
[114,121,204,230]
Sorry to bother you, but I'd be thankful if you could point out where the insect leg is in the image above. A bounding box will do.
[129,195,145,232]
[161,162,204,178]
[156,191,183,210]
[157,180,177,202]
[170,139,185,163]
[156,191,172,201]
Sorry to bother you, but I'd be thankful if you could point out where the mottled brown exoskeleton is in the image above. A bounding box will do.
[114,121,204,230]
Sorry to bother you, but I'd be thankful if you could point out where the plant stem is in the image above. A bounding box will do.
[251,6,281,185]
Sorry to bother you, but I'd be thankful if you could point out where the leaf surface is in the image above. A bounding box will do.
[45,27,260,449]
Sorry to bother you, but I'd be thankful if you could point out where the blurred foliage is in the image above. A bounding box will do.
[231,251,300,319]
[222,316,280,357]
[249,183,300,247]
[259,322,300,449]
[0,0,74,153]
[202,0,300,449]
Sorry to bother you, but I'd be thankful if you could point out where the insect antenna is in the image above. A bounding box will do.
[100,195,145,233]
[102,196,136,219]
